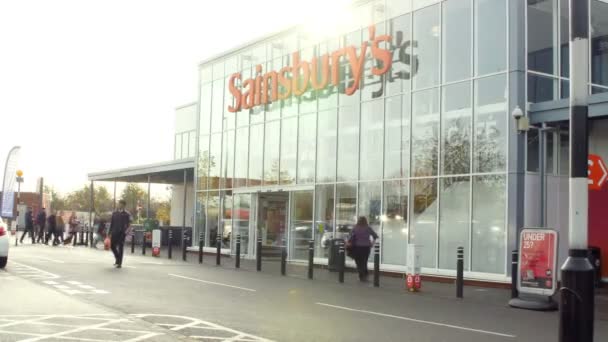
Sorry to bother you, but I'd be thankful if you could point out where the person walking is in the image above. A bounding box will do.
[348,216,378,282]
[55,212,65,245]
[109,200,131,268]
[65,212,79,245]
[35,208,47,243]
[45,211,57,245]
[20,207,34,244]
[93,217,107,249]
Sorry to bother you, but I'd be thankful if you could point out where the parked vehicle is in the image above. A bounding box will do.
[0,217,9,268]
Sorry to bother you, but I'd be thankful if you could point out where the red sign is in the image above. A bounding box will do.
[589,154,608,191]
[517,229,558,296]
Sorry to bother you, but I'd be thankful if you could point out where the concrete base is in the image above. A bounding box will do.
[509,296,558,311]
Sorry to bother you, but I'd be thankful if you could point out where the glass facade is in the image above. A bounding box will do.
[195,0,510,277]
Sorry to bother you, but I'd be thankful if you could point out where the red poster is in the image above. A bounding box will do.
[518,229,558,296]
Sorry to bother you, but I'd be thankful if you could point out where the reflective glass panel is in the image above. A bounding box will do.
[441,81,471,175]
[208,133,222,190]
[412,88,439,177]
[206,191,220,247]
[385,95,410,179]
[360,99,384,180]
[263,121,280,185]
[382,179,408,266]
[220,191,233,249]
[280,117,297,185]
[316,109,338,182]
[315,184,335,258]
[211,79,224,133]
[386,14,412,96]
[410,178,438,268]
[248,124,264,186]
[198,135,210,191]
[413,4,440,89]
[297,114,316,184]
[232,193,251,255]
[358,182,382,237]
[443,0,472,83]
[474,74,507,173]
[475,0,507,75]
[290,191,314,260]
[527,0,556,75]
[438,177,470,270]
[221,130,234,189]
[337,106,360,181]
[200,83,212,135]
[336,183,357,239]
[234,127,248,189]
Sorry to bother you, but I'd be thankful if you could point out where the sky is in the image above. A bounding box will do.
[0,0,352,196]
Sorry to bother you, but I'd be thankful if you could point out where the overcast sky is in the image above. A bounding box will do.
[0,0,351,195]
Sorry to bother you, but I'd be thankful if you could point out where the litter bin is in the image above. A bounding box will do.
[328,238,344,272]
[588,246,601,288]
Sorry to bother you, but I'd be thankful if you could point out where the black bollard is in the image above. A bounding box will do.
[216,236,221,266]
[338,240,345,283]
[511,250,518,299]
[256,237,262,271]
[456,246,464,299]
[182,230,188,262]
[84,229,88,246]
[281,238,287,276]
[90,229,94,248]
[73,231,77,246]
[235,234,241,269]
[131,230,135,253]
[308,240,314,280]
[142,231,146,255]
[198,232,204,264]
[168,229,173,259]
[373,241,380,287]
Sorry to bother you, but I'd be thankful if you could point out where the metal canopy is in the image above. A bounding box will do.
[87,158,195,184]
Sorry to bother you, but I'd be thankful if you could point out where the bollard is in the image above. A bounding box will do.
[281,238,287,276]
[235,234,241,269]
[142,231,146,255]
[373,242,380,287]
[456,246,464,299]
[511,250,518,299]
[89,229,94,248]
[131,230,135,253]
[182,229,188,262]
[308,240,314,280]
[198,232,204,264]
[73,231,77,246]
[84,229,88,246]
[216,236,221,266]
[256,237,262,271]
[338,240,345,283]
[168,229,173,259]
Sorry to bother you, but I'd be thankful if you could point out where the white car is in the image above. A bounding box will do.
[0,217,8,268]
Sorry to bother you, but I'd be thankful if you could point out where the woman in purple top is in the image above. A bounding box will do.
[348,216,378,281]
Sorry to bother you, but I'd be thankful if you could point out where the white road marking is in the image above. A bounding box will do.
[123,265,137,269]
[78,284,96,289]
[315,302,516,339]
[168,274,257,292]
[8,261,60,280]
[122,332,163,342]
[93,290,110,294]
[43,280,59,285]
[18,318,129,342]
[35,256,66,263]
[53,284,71,289]
[67,281,83,285]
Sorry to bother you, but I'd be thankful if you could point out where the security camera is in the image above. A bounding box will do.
[512,106,524,120]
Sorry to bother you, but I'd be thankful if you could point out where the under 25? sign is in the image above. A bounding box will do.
[517,228,559,296]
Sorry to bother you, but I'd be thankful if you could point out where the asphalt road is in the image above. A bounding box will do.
[1,243,607,342]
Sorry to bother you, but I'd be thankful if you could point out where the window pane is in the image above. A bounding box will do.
[528,73,558,103]
[221,130,234,189]
[280,118,297,185]
[386,14,412,96]
[559,0,569,78]
[315,184,335,258]
[197,135,210,191]
[527,0,556,75]
[358,182,382,237]
[443,0,472,82]
[316,109,338,182]
[591,0,608,88]
[336,183,357,236]
[248,124,264,186]
[382,180,408,266]
[441,81,471,175]
[207,192,220,247]
[200,83,212,135]
[189,132,196,158]
[290,191,314,260]
[438,177,470,270]
[362,23,387,101]
[264,121,280,185]
[181,134,188,159]
[298,114,317,184]
[360,99,384,180]
[411,178,438,268]
[385,95,410,179]
[474,74,507,173]
[233,194,250,255]
[211,79,224,133]
[337,106,360,181]
[413,4,440,89]
[318,39,340,111]
[220,191,233,249]
[412,88,439,177]
[386,0,412,18]
[472,175,506,274]
[208,134,222,190]
[175,134,182,160]
[475,0,507,75]
[195,192,207,244]
[339,30,362,108]
[234,127,248,188]
[237,68,251,127]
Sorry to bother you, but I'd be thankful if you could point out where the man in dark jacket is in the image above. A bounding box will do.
[35,208,46,243]
[45,211,57,245]
[109,200,131,268]
[20,207,34,244]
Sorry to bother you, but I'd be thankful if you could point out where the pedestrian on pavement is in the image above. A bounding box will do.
[109,200,132,268]
[35,208,47,243]
[55,211,65,245]
[347,216,378,282]
[45,211,57,245]
[93,217,107,249]
[64,212,79,244]
[20,207,35,244]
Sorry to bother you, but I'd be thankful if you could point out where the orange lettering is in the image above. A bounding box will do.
[242,79,255,110]
[345,43,367,95]
[278,66,292,100]
[310,54,330,90]
[331,48,345,86]
[227,73,242,113]
[370,26,392,76]
[262,71,278,104]
[254,64,263,106]
[291,52,310,96]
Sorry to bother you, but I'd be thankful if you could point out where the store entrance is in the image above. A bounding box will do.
[257,192,288,258]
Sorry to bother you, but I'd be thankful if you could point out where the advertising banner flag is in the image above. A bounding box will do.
[1,146,21,218]
[517,228,559,296]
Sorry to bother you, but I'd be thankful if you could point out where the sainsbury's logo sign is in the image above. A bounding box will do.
[227,26,394,113]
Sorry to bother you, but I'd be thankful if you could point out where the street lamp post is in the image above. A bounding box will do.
[559,1,595,341]
[14,170,24,246]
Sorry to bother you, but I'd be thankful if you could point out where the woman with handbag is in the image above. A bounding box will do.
[348,216,378,282]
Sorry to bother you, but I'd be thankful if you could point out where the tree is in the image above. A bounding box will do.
[120,183,147,223]
[154,200,171,225]
[44,186,66,211]
[62,184,114,216]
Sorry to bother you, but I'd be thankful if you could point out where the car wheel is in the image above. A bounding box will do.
[0,257,6,268]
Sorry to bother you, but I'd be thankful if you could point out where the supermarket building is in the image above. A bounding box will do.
[92,0,608,284]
